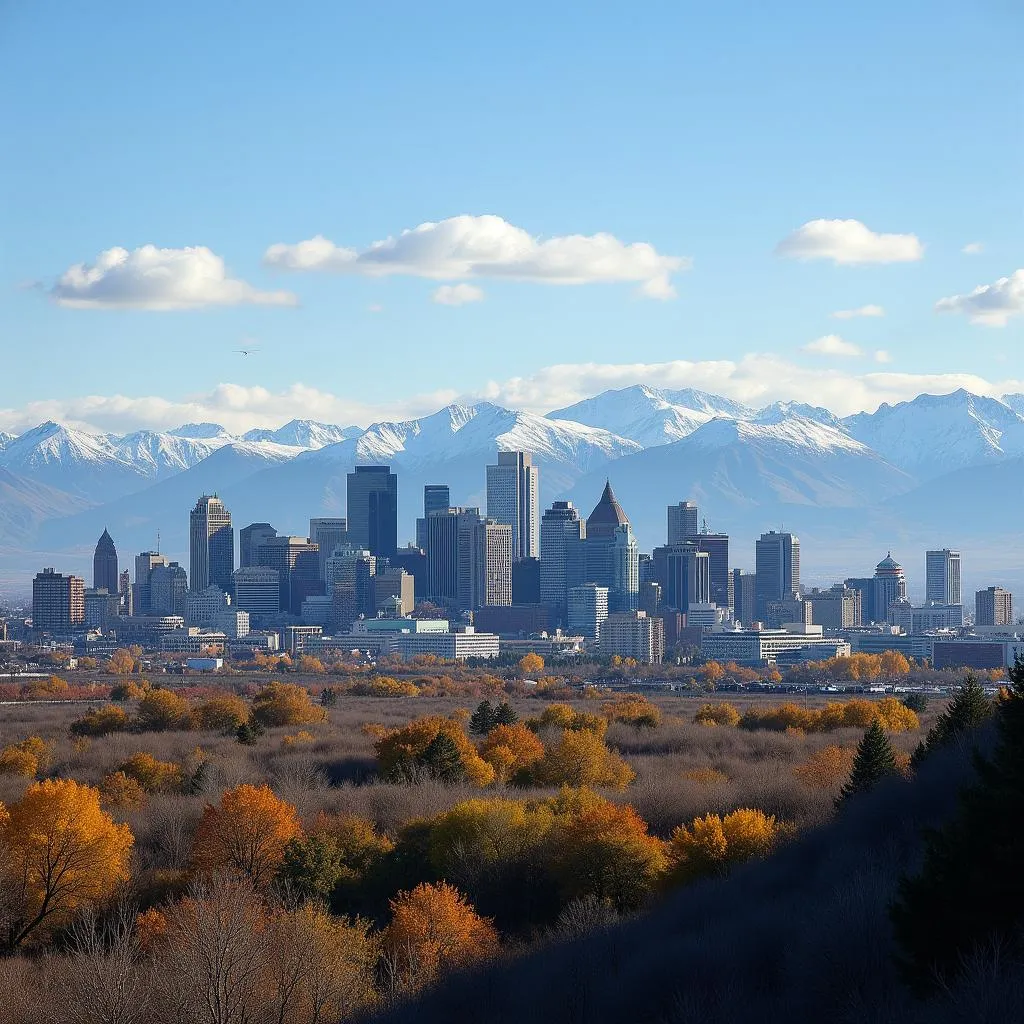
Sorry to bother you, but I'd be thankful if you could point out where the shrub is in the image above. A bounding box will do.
[99,771,147,809]
[478,723,545,783]
[136,689,193,732]
[70,704,130,737]
[693,702,741,727]
[793,745,855,789]
[193,694,249,733]
[251,682,328,727]
[374,715,495,786]
[603,695,662,728]
[527,703,608,738]
[349,675,420,697]
[532,729,635,790]
[682,767,728,785]
[667,808,787,883]
[117,752,183,793]
[0,737,51,778]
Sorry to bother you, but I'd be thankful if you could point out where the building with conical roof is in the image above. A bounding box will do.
[873,552,907,624]
[93,529,119,594]
[586,481,630,540]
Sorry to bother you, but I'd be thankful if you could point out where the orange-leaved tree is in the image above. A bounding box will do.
[193,694,250,733]
[136,689,193,731]
[374,715,495,786]
[602,695,662,728]
[693,702,741,727]
[117,752,183,793]
[793,745,856,789]
[666,807,788,884]
[192,783,302,888]
[382,881,498,993]
[518,652,545,675]
[0,779,133,949]
[477,723,545,783]
[251,682,327,727]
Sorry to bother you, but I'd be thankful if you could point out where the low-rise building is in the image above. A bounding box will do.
[384,626,500,661]
[701,623,851,665]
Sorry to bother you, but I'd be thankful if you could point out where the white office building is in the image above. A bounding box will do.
[486,451,540,559]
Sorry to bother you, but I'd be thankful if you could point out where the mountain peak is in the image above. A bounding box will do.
[169,422,232,439]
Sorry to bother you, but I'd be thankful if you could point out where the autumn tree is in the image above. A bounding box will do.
[548,794,666,911]
[532,729,635,789]
[478,723,545,783]
[71,704,130,737]
[107,648,136,677]
[518,652,545,675]
[793,745,855,789]
[135,689,193,731]
[527,703,608,737]
[693,702,741,727]
[117,752,183,793]
[374,715,495,786]
[192,783,302,888]
[603,695,662,728]
[836,720,898,806]
[251,682,328,727]
[666,808,787,884]
[382,881,499,994]
[0,779,133,949]
[879,649,911,677]
[0,736,51,778]
[193,694,250,733]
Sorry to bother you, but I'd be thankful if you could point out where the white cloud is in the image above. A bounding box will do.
[802,334,863,357]
[367,303,384,313]
[4,360,1024,435]
[831,304,885,319]
[51,245,298,310]
[776,219,924,265]
[432,283,484,306]
[264,214,687,299]
[962,242,984,255]
[874,350,892,364]
[936,269,1024,327]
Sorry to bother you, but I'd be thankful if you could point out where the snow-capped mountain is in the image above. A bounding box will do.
[754,402,846,430]
[1003,393,1024,416]
[843,389,1024,478]
[0,431,14,452]
[242,419,361,449]
[548,385,752,448]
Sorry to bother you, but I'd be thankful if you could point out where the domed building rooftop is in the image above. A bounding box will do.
[587,480,630,540]
[875,552,904,575]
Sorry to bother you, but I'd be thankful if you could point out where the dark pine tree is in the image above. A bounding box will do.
[419,732,467,784]
[911,672,992,768]
[836,719,898,807]
[891,658,1024,992]
[470,700,497,735]
[493,701,518,727]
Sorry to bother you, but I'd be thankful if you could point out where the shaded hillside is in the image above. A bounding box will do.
[368,732,1016,1024]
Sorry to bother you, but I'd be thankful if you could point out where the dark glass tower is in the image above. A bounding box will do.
[93,528,119,593]
[347,466,398,559]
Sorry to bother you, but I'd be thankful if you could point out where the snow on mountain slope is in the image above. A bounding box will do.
[567,411,914,551]
[1003,393,1024,416]
[242,419,361,449]
[548,385,750,447]
[112,430,229,475]
[843,389,1024,478]
[0,431,14,452]
[754,402,846,430]
[168,422,234,439]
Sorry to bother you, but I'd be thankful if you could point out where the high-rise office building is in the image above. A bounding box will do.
[539,500,585,624]
[807,584,862,629]
[84,588,120,631]
[568,583,609,642]
[32,568,85,632]
[133,551,168,615]
[149,561,188,616]
[486,451,540,559]
[325,546,376,626]
[755,532,800,619]
[309,518,348,580]
[844,577,876,624]
[190,495,234,592]
[731,569,756,625]
[976,586,1013,626]
[425,507,465,604]
[652,544,710,613]
[255,535,321,614]
[926,549,962,606]
[694,532,730,609]
[667,501,699,544]
[232,566,281,620]
[347,466,397,559]
[512,557,541,604]
[573,482,639,613]
[873,553,907,623]
[93,529,118,594]
[417,485,451,548]
[459,518,513,609]
[240,523,277,569]
[118,569,133,616]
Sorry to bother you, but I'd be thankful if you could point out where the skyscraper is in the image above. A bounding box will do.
[568,583,609,641]
[540,500,585,623]
[417,484,450,548]
[577,482,639,613]
[694,532,730,609]
[731,569,756,625]
[347,466,397,559]
[926,549,962,606]
[458,517,513,609]
[149,561,188,616]
[486,451,540,559]
[93,529,118,594]
[667,501,699,545]
[189,495,234,592]
[309,518,348,580]
[240,523,277,568]
[652,544,710,613]
[425,507,465,604]
[755,531,800,619]
[32,568,85,632]
[255,535,321,614]
[133,551,168,615]
[873,553,907,623]
[976,586,1012,626]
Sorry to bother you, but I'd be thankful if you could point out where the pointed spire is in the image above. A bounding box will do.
[587,479,630,538]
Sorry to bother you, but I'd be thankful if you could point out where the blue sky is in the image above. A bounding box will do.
[1,0,1021,433]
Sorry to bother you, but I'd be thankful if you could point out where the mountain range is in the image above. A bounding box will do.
[2,386,1023,598]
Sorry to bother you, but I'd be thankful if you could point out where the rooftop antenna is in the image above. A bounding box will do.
[156,529,161,555]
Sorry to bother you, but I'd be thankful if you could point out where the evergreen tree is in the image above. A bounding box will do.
[493,701,518,727]
[836,720,898,807]
[470,700,496,735]
[419,732,467,783]
[319,687,338,707]
[901,692,929,714]
[891,658,1024,992]
[911,673,991,768]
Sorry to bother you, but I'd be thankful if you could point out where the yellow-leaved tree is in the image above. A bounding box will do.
[477,723,545,782]
[0,779,133,949]
[251,682,327,727]
[532,729,635,789]
[666,807,788,884]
